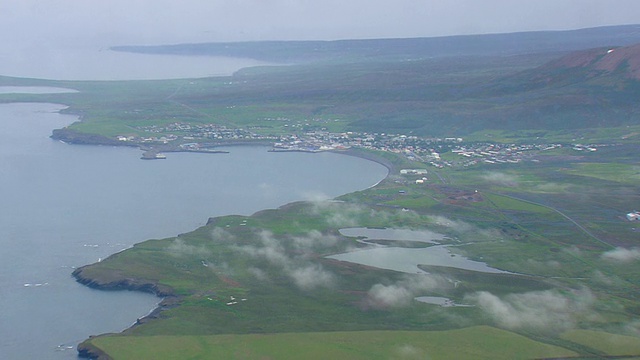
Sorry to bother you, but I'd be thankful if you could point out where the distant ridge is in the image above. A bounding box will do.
[487,42,640,91]
[112,25,640,63]
[109,27,640,135]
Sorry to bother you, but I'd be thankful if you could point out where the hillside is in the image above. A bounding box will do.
[498,42,640,88]
[206,44,640,135]
[458,42,640,131]
[540,43,640,81]
[4,27,640,138]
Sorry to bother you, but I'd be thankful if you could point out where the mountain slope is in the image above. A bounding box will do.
[420,43,640,133]
[108,35,640,136]
[530,43,640,85]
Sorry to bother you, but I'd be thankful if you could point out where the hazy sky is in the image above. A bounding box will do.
[1,0,640,47]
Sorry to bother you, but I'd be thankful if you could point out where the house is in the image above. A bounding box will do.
[627,211,640,221]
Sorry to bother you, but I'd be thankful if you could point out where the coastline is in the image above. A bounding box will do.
[50,126,396,174]
[72,265,175,297]
[66,134,394,359]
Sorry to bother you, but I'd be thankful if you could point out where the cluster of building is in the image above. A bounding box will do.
[128,122,277,143]
[449,142,564,167]
[272,132,602,169]
[273,131,461,156]
[117,121,604,169]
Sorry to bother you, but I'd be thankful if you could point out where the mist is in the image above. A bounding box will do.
[2,1,640,48]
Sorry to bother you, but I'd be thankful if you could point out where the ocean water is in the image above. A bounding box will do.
[0,102,387,359]
[0,47,270,80]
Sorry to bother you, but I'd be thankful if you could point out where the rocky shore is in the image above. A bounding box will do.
[72,266,175,297]
[77,340,111,360]
[73,265,181,359]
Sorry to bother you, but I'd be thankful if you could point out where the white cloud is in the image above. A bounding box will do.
[290,264,336,290]
[591,270,626,287]
[428,215,475,233]
[465,288,596,333]
[166,238,211,257]
[481,172,518,187]
[210,227,236,243]
[367,275,450,308]
[601,247,640,263]
[427,215,503,241]
[234,230,337,290]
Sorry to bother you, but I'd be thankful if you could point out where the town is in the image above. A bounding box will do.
[121,121,606,167]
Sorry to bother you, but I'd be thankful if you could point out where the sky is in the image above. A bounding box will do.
[1,0,640,80]
[1,0,640,48]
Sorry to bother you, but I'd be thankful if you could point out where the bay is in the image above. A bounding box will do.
[0,47,269,80]
[0,102,388,359]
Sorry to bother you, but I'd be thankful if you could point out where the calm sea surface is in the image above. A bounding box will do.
[0,47,270,80]
[0,102,387,359]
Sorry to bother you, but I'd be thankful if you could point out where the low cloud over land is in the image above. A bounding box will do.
[481,172,519,187]
[465,288,596,333]
[601,247,640,263]
[166,238,211,258]
[234,230,337,291]
[367,275,451,308]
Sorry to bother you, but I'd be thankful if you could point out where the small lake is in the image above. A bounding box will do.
[339,227,447,244]
[329,228,509,274]
[415,296,473,307]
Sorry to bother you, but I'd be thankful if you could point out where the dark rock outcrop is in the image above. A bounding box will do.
[51,128,135,147]
[72,266,175,297]
[77,339,112,360]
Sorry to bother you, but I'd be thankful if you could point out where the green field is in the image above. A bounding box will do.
[91,326,577,360]
[565,163,640,184]
[561,330,640,356]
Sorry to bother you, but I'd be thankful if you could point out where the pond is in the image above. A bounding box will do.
[329,228,510,275]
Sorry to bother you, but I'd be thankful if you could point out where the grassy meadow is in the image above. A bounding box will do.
[91,326,577,360]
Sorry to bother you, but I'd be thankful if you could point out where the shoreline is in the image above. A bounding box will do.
[68,134,394,359]
[50,127,396,173]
